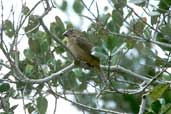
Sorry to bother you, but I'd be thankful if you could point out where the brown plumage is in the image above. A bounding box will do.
[63,29,100,69]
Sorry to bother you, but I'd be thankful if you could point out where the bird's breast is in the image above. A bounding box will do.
[67,38,100,69]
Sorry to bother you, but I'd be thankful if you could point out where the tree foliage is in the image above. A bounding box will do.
[0,0,171,114]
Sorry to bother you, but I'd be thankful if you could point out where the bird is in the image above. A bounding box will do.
[62,29,100,70]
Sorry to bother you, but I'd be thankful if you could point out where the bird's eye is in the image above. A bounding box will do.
[69,29,73,34]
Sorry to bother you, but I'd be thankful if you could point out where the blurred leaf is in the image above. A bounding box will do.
[141,47,156,60]
[103,35,119,53]
[25,103,35,114]
[0,83,10,93]
[10,105,18,112]
[73,0,84,14]
[41,39,49,52]
[161,103,171,114]
[151,16,159,25]
[129,0,146,6]
[112,0,127,9]
[129,0,145,4]
[22,5,30,15]
[149,84,168,101]
[28,38,41,53]
[59,71,79,90]
[158,0,171,13]
[151,100,161,113]
[111,10,123,32]
[160,24,171,37]
[25,64,33,75]
[99,13,111,25]
[23,49,34,60]
[24,15,39,36]
[60,0,67,11]
[132,17,147,35]
[66,22,74,29]
[37,96,48,114]
[28,31,49,54]
[146,112,155,114]
[73,68,83,77]
[3,20,15,38]
[126,38,136,49]
[156,33,171,51]
[50,16,65,37]
[1,96,10,112]
[55,45,65,54]
[91,46,108,59]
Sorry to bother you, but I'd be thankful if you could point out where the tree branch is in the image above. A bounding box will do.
[109,31,171,48]
[138,94,147,114]
[22,63,75,84]
[49,90,128,114]
[39,18,75,59]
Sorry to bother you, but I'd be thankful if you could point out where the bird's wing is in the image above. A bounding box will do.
[74,36,93,54]
[75,36,99,61]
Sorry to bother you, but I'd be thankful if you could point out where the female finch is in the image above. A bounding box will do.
[63,29,100,70]
[63,29,106,84]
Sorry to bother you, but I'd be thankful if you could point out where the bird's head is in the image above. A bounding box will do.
[63,29,82,38]
[63,29,73,37]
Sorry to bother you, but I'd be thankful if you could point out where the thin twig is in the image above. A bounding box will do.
[49,90,128,114]
[39,18,75,59]
[23,63,75,84]
[138,94,147,114]
[89,0,95,9]
[80,0,97,20]
[16,0,44,33]
[126,5,161,34]
[109,31,171,48]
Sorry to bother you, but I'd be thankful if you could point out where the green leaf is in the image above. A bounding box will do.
[151,100,161,113]
[112,10,123,31]
[146,112,155,114]
[149,84,168,101]
[41,39,49,53]
[112,0,127,9]
[22,5,30,15]
[160,104,171,114]
[23,49,34,60]
[129,0,145,4]
[10,105,18,112]
[103,36,118,53]
[151,13,159,25]
[50,16,65,37]
[24,15,39,36]
[132,17,147,35]
[60,0,67,11]
[37,96,48,114]
[73,0,84,14]
[91,46,108,59]
[160,24,171,37]
[25,64,33,75]
[0,83,10,92]
[1,96,10,112]
[158,0,171,13]
[59,71,79,90]
[73,68,83,77]
[25,103,35,114]
[3,20,15,38]
[28,38,41,53]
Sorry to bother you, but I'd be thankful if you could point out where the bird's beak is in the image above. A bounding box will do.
[62,29,73,37]
[62,30,68,37]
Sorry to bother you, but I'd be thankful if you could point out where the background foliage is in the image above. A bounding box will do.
[0,0,171,114]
